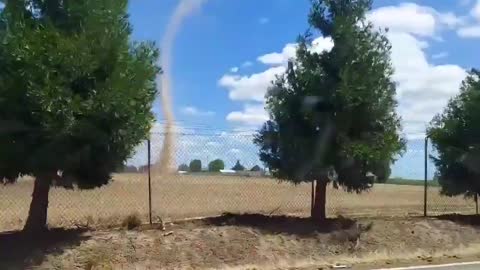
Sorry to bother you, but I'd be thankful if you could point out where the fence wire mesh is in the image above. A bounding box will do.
[0,133,478,232]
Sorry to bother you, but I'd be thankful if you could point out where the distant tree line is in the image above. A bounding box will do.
[116,164,148,173]
[176,159,263,173]
[116,159,264,174]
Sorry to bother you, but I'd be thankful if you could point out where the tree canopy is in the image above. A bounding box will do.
[250,165,262,172]
[189,160,202,172]
[208,159,225,172]
[0,0,159,230]
[372,161,392,183]
[254,0,405,220]
[428,69,480,197]
[231,160,245,171]
[178,164,189,172]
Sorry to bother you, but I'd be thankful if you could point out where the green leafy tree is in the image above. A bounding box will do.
[428,70,480,197]
[372,161,391,183]
[250,165,262,172]
[231,160,245,171]
[208,159,225,172]
[0,0,159,231]
[254,0,405,221]
[189,160,202,172]
[177,164,189,172]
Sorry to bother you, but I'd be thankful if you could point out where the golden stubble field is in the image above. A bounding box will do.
[0,173,476,231]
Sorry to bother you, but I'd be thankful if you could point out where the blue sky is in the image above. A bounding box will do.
[126,0,480,179]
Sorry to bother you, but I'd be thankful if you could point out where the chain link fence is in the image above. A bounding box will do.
[0,132,478,232]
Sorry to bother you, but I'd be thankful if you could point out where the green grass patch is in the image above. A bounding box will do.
[386,178,439,187]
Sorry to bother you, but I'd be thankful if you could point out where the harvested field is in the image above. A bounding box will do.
[0,174,477,231]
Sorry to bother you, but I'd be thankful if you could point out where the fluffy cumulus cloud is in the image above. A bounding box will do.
[219,36,333,127]
[393,50,466,138]
[218,66,286,102]
[226,104,269,126]
[242,61,253,68]
[218,3,469,140]
[367,5,467,139]
[473,0,480,21]
[257,37,333,66]
[367,3,464,37]
[456,0,480,38]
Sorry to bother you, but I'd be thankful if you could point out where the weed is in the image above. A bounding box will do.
[122,213,142,230]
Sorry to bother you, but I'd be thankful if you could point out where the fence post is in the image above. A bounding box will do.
[475,194,479,215]
[311,181,315,217]
[424,136,428,217]
[147,139,152,225]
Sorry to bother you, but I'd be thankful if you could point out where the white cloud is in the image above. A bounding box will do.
[387,32,466,139]
[473,0,480,21]
[218,66,286,101]
[367,3,464,37]
[457,0,480,38]
[230,67,239,73]
[257,43,297,66]
[437,12,466,28]
[181,106,215,116]
[311,37,335,53]
[457,25,480,37]
[218,3,468,140]
[226,104,268,126]
[455,1,480,38]
[242,61,253,68]
[432,52,448,59]
[257,37,333,66]
[229,148,242,154]
[219,37,332,104]
[367,3,436,36]
[365,3,467,138]
[259,17,269,24]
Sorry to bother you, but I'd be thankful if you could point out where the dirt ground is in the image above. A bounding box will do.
[2,214,480,270]
[1,174,477,231]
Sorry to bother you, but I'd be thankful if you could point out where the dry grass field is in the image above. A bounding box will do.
[0,173,477,231]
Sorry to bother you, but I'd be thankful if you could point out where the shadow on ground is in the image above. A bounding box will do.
[0,228,90,269]
[201,213,366,237]
[436,214,480,227]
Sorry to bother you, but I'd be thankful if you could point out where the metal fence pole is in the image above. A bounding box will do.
[147,139,152,225]
[311,181,315,217]
[475,194,479,215]
[424,136,428,217]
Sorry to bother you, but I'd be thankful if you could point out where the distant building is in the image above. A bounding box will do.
[220,169,236,174]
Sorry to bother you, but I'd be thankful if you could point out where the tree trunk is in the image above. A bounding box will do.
[23,175,52,232]
[312,180,327,221]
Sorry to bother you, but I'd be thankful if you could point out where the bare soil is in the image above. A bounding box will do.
[2,215,480,270]
[1,174,477,232]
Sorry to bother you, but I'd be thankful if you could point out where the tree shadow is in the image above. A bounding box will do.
[202,213,364,237]
[436,214,480,227]
[0,228,90,269]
